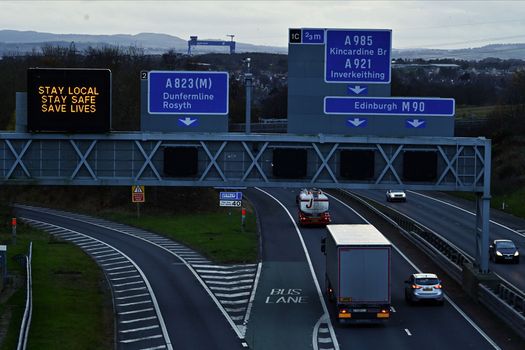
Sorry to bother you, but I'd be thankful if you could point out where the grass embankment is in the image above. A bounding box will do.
[451,188,525,219]
[0,205,112,350]
[105,206,259,264]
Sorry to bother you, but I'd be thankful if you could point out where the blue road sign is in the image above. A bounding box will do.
[406,119,426,128]
[220,192,243,201]
[177,117,199,127]
[347,85,368,95]
[302,29,325,44]
[324,97,455,116]
[325,29,392,84]
[346,117,368,128]
[148,71,229,115]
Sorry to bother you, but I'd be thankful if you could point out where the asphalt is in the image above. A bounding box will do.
[16,207,246,350]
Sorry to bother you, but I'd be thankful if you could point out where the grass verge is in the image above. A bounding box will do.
[0,205,113,350]
[450,187,525,219]
[104,205,258,264]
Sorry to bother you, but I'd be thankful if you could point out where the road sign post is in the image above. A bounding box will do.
[132,185,145,218]
[11,217,16,245]
[241,207,246,229]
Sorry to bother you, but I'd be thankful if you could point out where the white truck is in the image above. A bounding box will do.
[322,224,392,323]
[296,188,331,226]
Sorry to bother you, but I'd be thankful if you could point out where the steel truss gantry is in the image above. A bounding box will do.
[0,132,492,272]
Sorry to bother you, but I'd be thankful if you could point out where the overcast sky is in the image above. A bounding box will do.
[2,1,525,49]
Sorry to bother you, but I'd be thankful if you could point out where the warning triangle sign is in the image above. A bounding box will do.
[133,186,143,193]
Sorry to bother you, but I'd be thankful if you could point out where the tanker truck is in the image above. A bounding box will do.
[296,188,331,226]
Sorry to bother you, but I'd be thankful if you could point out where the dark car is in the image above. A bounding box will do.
[489,239,520,263]
[404,273,444,305]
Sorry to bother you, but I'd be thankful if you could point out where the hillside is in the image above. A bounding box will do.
[2,30,525,60]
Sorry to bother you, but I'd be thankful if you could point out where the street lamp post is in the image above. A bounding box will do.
[244,58,252,134]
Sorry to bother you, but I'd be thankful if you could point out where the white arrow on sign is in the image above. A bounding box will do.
[348,118,367,127]
[348,85,367,95]
[179,117,197,126]
[407,119,426,128]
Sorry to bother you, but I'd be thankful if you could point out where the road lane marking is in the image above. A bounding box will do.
[119,308,154,315]
[329,192,501,350]
[405,329,412,336]
[256,188,340,350]
[118,300,152,307]
[116,293,150,300]
[120,316,157,324]
[119,325,159,333]
[18,205,245,341]
[119,334,163,343]
[407,190,525,239]
[17,215,173,350]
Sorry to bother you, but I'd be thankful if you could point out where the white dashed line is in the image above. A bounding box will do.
[405,328,412,336]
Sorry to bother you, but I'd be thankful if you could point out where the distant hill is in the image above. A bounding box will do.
[1,30,525,60]
[0,30,287,55]
[393,44,525,60]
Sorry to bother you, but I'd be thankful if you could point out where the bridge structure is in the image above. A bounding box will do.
[1,27,495,274]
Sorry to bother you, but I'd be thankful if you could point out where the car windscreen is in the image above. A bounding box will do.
[496,242,516,249]
[415,278,439,285]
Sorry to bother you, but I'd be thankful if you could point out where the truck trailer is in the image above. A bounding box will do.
[323,224,392,323]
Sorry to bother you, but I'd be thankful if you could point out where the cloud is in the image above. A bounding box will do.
[2,1,525,49]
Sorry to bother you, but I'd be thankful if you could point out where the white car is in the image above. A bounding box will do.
[386,190,406,202]
[404,273,444,305]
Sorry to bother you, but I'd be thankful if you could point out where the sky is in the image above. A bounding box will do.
[2,0,525,49]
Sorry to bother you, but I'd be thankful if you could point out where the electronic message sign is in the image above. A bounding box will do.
[27,68,111,132]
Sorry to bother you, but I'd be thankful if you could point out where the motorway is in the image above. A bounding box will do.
[352,189,525,292]
[247,188,499,350]
[15,188,513,349]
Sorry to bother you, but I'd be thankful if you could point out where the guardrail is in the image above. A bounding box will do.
[478,283,525,340]
[335,190,525,340]
[17,242,33,350]
[335,189,470,283]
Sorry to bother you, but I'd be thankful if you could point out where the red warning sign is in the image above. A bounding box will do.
[131,185,145,203]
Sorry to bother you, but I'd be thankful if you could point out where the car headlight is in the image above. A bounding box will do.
[496,251,503,256]
[514,251,520,256]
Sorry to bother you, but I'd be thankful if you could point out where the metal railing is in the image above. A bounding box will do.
[335,189,471,282]
[17,242,33,350]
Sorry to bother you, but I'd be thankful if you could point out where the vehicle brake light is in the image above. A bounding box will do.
[411,284,421,289]
[377,310,389,318]
[338,308,351,318]
[435,285,442,289]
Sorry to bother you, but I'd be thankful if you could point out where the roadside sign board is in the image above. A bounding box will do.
[27,68,111,132]
[220,200,242,207]
[148,71,229,115]
[220,192,243,201]
[131,185,145,203]
[325,29,392,84]
[324,97,455,116]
